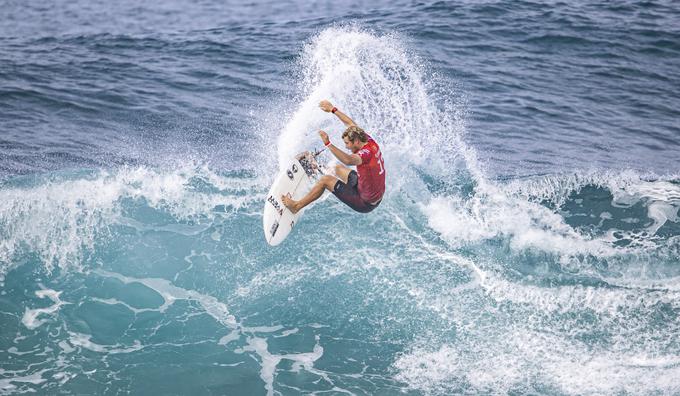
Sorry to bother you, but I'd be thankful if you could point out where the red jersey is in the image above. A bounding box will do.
[356,134,386,203]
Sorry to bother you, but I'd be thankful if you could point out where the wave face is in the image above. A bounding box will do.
[2,2,680,395]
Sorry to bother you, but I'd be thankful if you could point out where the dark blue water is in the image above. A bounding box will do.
[1,1,680,395]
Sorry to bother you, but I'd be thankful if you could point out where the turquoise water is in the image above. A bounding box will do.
[2,1,680,395]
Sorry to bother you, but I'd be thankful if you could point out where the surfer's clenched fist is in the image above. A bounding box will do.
[319,100,334,112]
[319,130,330,145]
[319,100,357,127]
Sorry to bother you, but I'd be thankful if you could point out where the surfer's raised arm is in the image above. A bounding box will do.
[319,100,356,127]
[319,130,362,166]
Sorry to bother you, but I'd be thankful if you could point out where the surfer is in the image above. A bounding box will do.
[281,100,386,214]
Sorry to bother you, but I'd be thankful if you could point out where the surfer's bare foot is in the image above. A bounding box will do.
[281,194,300,214]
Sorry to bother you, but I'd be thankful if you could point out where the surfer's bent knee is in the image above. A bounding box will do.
[320,175,336,189]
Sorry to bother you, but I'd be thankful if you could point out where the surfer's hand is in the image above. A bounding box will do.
[319,130,330,145]
[319,100,333,112]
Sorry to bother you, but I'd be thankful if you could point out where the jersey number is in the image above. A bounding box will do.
[376,150,385,175]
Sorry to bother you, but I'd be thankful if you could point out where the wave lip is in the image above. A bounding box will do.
[424,168,680,277]
[0,164,264,275]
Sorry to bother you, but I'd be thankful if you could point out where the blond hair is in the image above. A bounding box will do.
[342,126,368,143]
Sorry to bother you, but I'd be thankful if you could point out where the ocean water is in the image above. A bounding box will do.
[1,1,680,395]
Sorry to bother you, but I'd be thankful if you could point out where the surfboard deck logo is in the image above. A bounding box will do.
[267,195,284,216]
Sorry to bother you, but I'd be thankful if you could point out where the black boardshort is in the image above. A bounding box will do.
[332,170,381,213]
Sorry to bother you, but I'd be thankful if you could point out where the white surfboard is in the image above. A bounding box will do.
[263,152,322,246]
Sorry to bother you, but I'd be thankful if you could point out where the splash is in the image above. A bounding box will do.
[274,26,473,189]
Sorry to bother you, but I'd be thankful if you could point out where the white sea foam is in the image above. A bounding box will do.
[94,269,237,326]
[243,335,324,396]
[0,369,49,395]
[21,287,67,330]
[483,274,680,314]
[395,328,680,395]
[68,332,143,354]
[423,187,618,258]
[391,259,680,395]
[423,170,680,275]
[504,170,680,239]
[93,269,328,395]
[0,163,265,275]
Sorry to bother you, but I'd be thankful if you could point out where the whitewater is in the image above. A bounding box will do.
[2,12,680,396]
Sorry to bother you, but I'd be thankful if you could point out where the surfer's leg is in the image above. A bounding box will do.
[334,164,352,184]
[282,175,337,214]
[330,171,376,213]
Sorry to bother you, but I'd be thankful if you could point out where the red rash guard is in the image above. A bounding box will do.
[356,134,386,203]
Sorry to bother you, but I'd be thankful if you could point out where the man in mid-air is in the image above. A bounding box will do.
[281,100,386,214]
